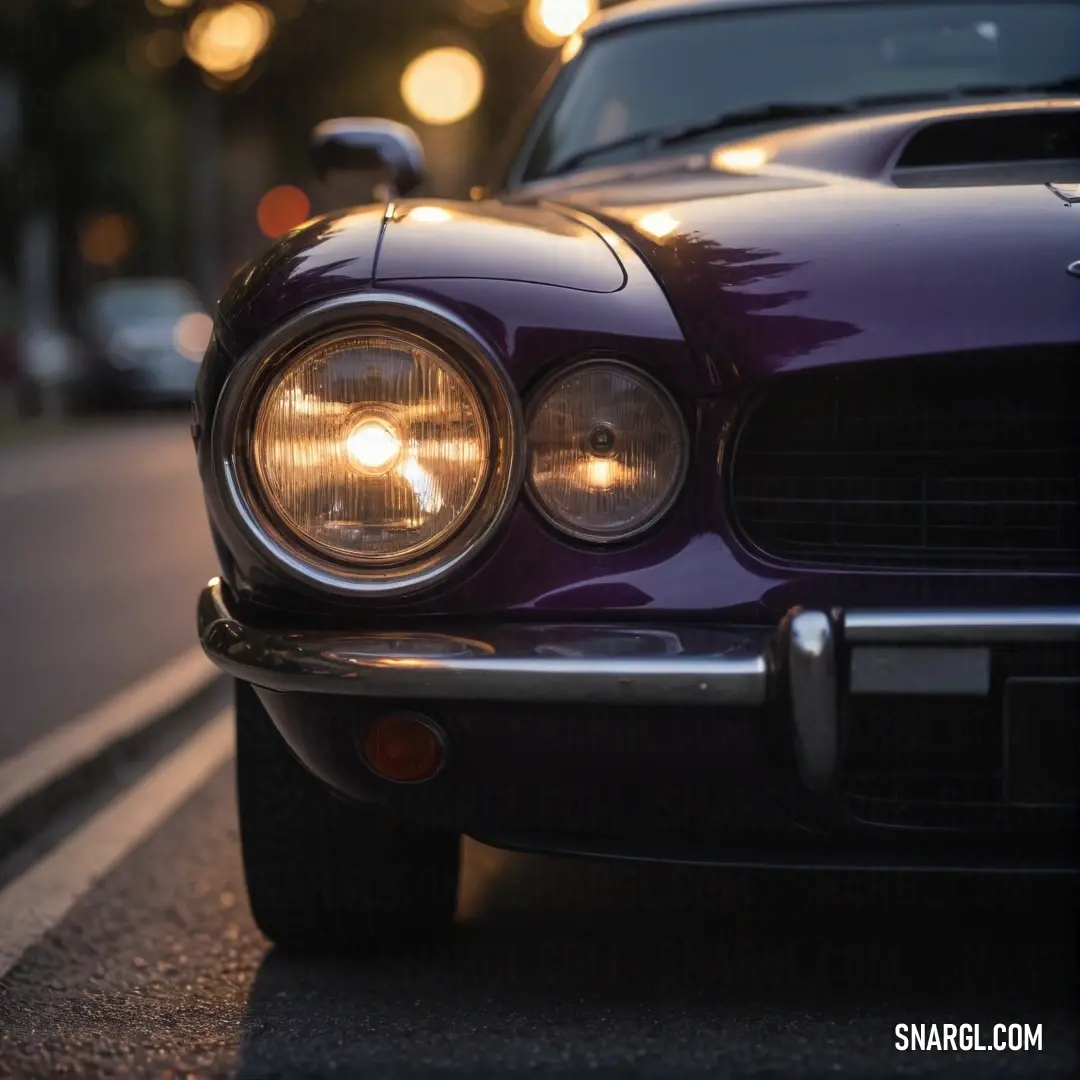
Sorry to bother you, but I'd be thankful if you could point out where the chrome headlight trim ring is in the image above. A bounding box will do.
[523,357,690,545]
[211,293,526,599]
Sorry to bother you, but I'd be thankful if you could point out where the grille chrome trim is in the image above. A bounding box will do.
[845,609,1080,643]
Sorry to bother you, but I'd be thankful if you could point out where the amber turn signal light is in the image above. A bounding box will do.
[361,713,446,783]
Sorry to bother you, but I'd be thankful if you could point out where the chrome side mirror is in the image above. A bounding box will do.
[311,118,425,197]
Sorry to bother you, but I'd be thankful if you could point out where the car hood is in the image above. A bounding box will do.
[530,100,1080,385]
[376,201,626,291]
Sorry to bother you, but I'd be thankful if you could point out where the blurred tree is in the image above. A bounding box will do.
[1,0,599,315]
[57,60,181,275]
[2,0,164,310]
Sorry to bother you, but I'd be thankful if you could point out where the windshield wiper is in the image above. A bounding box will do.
[852,77,1080,109]
[544,102,853,177]
[543,130,678,177]
[950,76,1080,97]
[676,81,1080,141]
[1034,75,1080,94]
[658,102,853,148]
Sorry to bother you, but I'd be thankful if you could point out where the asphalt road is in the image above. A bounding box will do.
[1,704,1076,1079]
[0,415,219,759]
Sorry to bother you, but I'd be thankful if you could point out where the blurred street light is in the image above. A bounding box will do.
[400,47,484,126]
[173,311,214,360]
[257,184,311,238]
[524,0,597,46]
[184,2,275,82]
[79,213,136,266]
[147,0,194,13]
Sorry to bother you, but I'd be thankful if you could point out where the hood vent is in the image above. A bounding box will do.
[892,111,1080,187]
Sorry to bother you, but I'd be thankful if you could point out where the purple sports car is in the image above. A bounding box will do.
[195,0,1080,950]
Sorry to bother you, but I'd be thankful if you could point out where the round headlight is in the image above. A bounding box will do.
[526,360,688,542]
[250,328,491,566]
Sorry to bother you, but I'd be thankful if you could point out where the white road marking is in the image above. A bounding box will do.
[0,709,234,980]
[0,646,220,821]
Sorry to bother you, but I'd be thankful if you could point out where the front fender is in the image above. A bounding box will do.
[215,204,389,359]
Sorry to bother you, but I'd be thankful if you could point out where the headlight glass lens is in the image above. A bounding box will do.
[527,361,686,541]
[251,330,490,565]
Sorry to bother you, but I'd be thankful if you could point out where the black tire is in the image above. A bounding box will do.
[235,680,461,953]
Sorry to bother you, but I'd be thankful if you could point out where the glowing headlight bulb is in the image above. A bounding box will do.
[583,458,617,490]
[583,422,618,489]
[346,417,401,475]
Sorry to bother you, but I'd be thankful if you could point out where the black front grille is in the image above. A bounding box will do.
[729,348,1080,570]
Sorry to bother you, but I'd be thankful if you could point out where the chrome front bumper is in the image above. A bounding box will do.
[198,578,1080,798]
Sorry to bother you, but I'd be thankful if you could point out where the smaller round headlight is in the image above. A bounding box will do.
[526,360,688,542]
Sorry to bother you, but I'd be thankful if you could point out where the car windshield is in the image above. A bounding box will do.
[517,1,1080,182]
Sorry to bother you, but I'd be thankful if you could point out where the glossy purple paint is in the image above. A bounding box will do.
[216,205,386,359]
[377,202,626,291]
[201,100,1080,624]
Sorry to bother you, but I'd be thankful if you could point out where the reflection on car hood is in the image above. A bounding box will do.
[530,100,1080,384]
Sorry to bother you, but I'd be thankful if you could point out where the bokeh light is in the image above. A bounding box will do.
[173,312,214,361]
[524,0,597,46]
[79,214,136,266]
[400,47,485,126]
[257,185,311,239]
[148,0,194,10]
[184,2,275,81]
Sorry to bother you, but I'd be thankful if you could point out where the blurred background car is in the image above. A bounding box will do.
[78,277,211,409]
